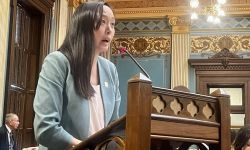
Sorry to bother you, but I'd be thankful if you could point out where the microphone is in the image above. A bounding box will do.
[118,47,150,79]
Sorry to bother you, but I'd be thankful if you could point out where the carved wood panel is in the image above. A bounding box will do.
[151,88,219,123]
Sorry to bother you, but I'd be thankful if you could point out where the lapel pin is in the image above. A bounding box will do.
[104,81,109,88]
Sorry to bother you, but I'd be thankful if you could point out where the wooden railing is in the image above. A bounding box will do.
[150,87,230,149]
[73,73,231,150]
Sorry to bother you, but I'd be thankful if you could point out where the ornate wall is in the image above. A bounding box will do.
[191,17,250,55]
[107,0,250,19]
[188,16,250,92]
[111,18,171,115]
[111,15,250,115]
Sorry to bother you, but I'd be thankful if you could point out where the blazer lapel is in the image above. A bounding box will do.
[98,57,115,126]
[4,126,10,148]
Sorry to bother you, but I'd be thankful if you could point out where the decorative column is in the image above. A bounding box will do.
[57,0,84,48]
[57,0,69,48]
[169,16,190,89]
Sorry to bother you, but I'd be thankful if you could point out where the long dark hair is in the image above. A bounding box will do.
[233,125,250,150]
[59,2,108,99]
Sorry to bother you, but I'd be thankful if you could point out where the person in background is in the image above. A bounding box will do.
[0,113,20,150]
[33,1,121,150]
[232,125,250,150]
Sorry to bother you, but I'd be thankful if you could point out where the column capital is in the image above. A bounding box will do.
[168,16,190,33]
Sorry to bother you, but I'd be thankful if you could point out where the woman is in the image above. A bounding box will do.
[232,125,250,150]
[33,2,120,149]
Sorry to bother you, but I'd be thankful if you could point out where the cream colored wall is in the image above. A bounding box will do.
[0,0,10,125]
[57,0,69,48]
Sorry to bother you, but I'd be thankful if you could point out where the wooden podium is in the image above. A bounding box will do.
[73,73,231,150]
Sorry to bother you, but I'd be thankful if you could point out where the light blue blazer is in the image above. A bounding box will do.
[33,51,121,150]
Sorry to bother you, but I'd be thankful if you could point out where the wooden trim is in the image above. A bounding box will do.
[189,59,250,71]
[3,0,18,120]
[19,0,54,13]
[189,49,250,126]
[216,94,231,150]
[17,0,55,67]
[153,86,218,102]
[151,120,219,140]
[125,75,152,150]
[151,114,220,127]
[207,83,245,113]
[151,135,219,144]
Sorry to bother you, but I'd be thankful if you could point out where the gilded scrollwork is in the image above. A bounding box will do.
[69,0,85,8]
[111,36,171,57]
[191,35,250,53]
[240,36,250,49]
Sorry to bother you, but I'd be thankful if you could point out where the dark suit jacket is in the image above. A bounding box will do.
[0,125,17,150]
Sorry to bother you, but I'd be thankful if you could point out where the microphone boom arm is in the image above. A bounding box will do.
[125,51,150,79]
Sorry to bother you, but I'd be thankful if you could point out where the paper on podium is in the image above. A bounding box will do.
[73,115,126,150]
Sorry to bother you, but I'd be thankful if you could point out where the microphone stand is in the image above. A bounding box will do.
[124,50,150,79]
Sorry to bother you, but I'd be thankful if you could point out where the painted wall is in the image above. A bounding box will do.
[0,0,10,125]
[112,55,171,115]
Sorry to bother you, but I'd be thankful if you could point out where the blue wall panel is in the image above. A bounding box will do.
[111,54,171,116]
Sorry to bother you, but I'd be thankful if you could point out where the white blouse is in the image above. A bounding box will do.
[88,85,105,136]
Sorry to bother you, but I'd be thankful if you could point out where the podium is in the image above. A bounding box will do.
[73,73,231,150]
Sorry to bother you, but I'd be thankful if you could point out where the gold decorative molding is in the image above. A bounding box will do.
[223,4,250,15]
[66,1,250,19]
[191,35,250,53]
[111,36,171,57]
[108,5,250,19]
[107,0,249,9]
[112,7,189,19]
[107,0,189,9]
[68,0,85,8]
[168,16,190,33]
[112,6,250,19]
